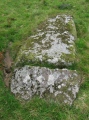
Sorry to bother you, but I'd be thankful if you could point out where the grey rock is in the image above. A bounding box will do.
[11,15,80,105]
[11,66,80,105]
[15,15,77,67]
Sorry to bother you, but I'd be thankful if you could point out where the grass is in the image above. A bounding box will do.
[0,0,89,119]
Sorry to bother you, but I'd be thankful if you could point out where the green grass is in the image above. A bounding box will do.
[0,0,89,119]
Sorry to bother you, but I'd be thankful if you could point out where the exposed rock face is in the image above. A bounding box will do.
[11,15,80,105]
[15,15,77,67]
[11,66,80,105]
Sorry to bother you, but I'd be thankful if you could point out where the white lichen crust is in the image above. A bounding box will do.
[15,15,77,67]
[11,66,80,105]
[11,15,80,105]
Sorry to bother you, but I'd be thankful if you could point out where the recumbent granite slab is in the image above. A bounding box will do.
[11,15,80,105]
[15,15,77,67]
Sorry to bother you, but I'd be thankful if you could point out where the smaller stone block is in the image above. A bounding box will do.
[11,66,80,105]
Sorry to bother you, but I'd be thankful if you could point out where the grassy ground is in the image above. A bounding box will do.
[0,0,89,119]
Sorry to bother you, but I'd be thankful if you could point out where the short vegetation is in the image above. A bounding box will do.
[0,0,89,120]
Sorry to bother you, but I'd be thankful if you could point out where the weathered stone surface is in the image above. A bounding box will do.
[11,66,80,105]
[15,15,77,67]
[11,15,80,105]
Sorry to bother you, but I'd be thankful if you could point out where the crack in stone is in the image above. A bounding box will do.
[11,15,80,105]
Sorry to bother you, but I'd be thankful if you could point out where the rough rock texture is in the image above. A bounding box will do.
[15,15,77,67]
[11,66,80,105]
[11,15,80,105]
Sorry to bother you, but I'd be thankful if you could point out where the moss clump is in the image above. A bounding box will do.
[66,19,77,38]
[61,52,75,65]
[58,3,73,10]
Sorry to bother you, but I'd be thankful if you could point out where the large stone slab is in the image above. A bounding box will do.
[15,15,77,67]
[11,66,80,105]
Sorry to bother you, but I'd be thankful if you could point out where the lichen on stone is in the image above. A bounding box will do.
[15,15,77,68]
[11,66,80,105]
[11,15,80,105]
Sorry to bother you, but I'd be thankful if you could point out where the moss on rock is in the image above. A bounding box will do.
[15,15,77,68]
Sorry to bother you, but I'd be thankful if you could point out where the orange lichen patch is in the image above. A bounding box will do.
[0,52,4,70]
[0,52,3,61]
[3,50,13,87]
